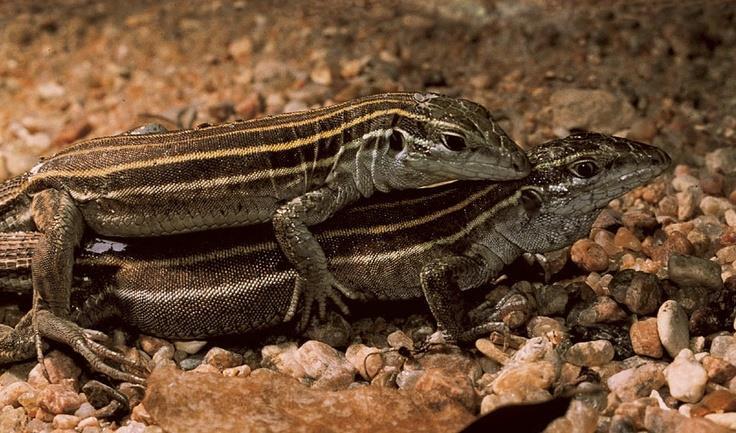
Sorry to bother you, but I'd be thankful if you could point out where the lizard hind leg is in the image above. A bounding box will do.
[34,309,148,384]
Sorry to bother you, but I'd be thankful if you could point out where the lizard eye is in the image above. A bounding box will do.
[519,188,543,214]
[442,134,467,151]
[569,160,600,178]
[388,130,404,151]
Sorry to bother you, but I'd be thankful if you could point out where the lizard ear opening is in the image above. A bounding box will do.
[388,130,404,151]
[519,188,543,214]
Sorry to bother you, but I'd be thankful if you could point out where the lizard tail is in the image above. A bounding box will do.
[0,231,39,294]
[0,175,34,232]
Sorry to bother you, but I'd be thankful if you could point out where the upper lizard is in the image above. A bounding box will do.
[0,92,529,328]
[0,132,670,384]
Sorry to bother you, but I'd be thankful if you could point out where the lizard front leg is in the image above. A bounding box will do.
[420,254,506,343]
[272,173,362,328]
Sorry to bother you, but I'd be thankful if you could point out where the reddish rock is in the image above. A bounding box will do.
[644,406,732,433]
[630,318,664,358]
[570,239,609,272]
[143,367,473,433]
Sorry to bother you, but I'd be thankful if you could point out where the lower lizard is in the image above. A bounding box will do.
[0,132,670,383]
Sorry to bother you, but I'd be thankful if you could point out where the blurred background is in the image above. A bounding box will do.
[1,0,734,180]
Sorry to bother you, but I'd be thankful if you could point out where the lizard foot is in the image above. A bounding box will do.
[35,310,148,384]
[284,274,361,331]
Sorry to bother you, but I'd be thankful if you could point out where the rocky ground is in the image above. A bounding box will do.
[1,0,736,432]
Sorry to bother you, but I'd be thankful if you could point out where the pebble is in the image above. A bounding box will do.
[568,295,627,325]
[701,196,734,218]
[609,269,662,314]
[716,245,736,265]
[677,189,701,221]
[702,355,736,384]
[492,360,558,395]
[37,81,66,99]
[668,254,723,291]
[386,330,414,350]
[228,36,253,63]
[672,174,700,192]
[705,148,736,175]
[526,316,567,345]
[413,367,477,411]
[261,343,306,379]
[395,370,424,390]
[705,413,736,430]
[549,88,635,134]
[0,406,27,433]
[664,349,708,403]
[630,318,664,358]
[564,340,614,367]
[570,239,609,272]
[139,335,173,357]
[533,284,569,316]
[725,209,736,227]
[710,336,736,363]
[607,363,666,401]
[692,390,736,416]
[117,420,147,433]
[52,414,80,429]
[203,347,243,370]
[296,340,356,390]
[0,381,33,407]
[345,344,383,380]
[37,383,84,415]
[173,340,207,355]
[222,365,252,377]
[74,402,96,419]
[614,227,642,251]
[657,300,690,358]
[475,338,510,366]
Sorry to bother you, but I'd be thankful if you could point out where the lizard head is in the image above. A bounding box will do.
[386,93,529,186]
[493,132,671,253]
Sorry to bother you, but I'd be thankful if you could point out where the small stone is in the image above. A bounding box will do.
[700,173,725,196]
[37,81,66,99]
[203,347,243,371]
[492,361,557,394]
[614,227,642,251]
[657,300,690,358]
[702,355,736,384]
[526,316,567,345]
[228,36,253,63]
[43,350,82,384]
[386,330,413,350]
[261,343,306,379]
[645,406,732,433]
[38,383,84,414]
[699,390,736,414]
[701,196,734,218]
[222,365,252,377]
[549,88,636,134]
[0,406,27,433]
[622,209,658,231]
[570,239,609,272]
[345,344,383,380]
[668,254,724,291]
[677,189,701,221]
[396,370,424,390]
[672,174,700,192]
[339,57,368,79]
[717,246,736,265]
[607,363,667,402]
[413,368,477,411]
[296,340,356,390]
[310,64,332,85]
[174,340,207,354]
[710,335,736,361]
[117,420,146,433]
[725,209,736,228]
[568,295,627,325]
[594,229,622,256]
[533,284,569,316]
[664,349,708,403]
[630,318,664,358]
[0,381,33,407]
[609,269,662,315]
[705,413,736,430]
[139,335,173,357]
[475,338,510,366]
[77,416,99,429]
[192,363,220,375]
[52,414,80,429]
[565,340,614,367]
[706,148,736,175]
[74,402,96,419]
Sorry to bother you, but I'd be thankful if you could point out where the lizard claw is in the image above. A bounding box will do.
[35,310,147,384]
[285,274,355,332]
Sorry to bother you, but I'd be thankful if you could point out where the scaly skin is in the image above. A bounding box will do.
[0,133,670,384]
[0,92,530,335]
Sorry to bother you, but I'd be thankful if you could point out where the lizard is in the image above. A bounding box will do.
[0,92,530,332]
[0,132,670,384]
